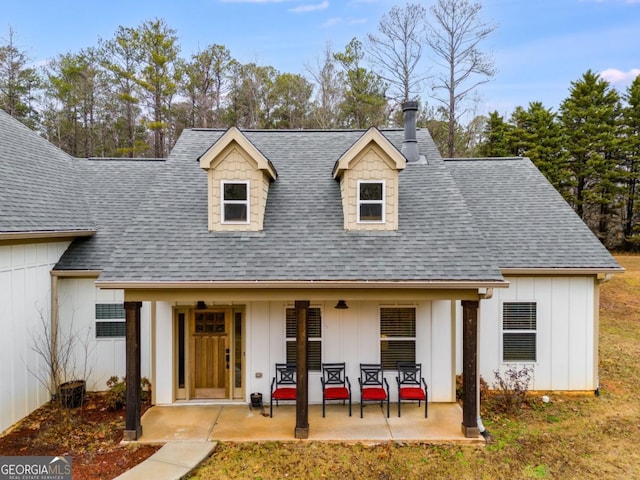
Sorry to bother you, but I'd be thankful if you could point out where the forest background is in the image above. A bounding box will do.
[1,1,639,250]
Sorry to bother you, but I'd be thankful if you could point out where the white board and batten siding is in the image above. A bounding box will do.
[468,276,597,392]
[151,299,457,405]
[0,241,70,433]
[57,279,152,392]
[243,300,456,404]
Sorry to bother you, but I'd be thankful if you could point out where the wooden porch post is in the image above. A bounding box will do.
[295,300,310,439]
[461,300,480,438]
[124,301,142,441]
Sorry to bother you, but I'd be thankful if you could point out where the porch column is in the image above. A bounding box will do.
[124,301,142,441]
[295,300,310,439]
[461,300,480,438]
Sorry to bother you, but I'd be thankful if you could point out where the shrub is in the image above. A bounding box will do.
[455,374,488,402]
[489,365,533,414]
[105,376,152,411]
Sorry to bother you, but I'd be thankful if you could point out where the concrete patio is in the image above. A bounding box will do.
[135,402,484,444]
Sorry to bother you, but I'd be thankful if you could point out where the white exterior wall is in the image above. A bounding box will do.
[0,241,69,433]
[457,276,597,391]
[152,299,457,405]
[57,280,152,392]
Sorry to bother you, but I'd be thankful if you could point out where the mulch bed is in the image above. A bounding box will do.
[0,392,160,480]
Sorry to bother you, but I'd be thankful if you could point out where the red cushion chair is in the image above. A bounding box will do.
[358,363,389,418]
[396,362,428,417]
[321,362,352,417]
[270,363,296,417]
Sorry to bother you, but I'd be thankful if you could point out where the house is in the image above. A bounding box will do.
[0,104,622,439]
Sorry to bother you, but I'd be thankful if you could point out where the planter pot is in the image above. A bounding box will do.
[58,380,86,409]
[250,392,263,408]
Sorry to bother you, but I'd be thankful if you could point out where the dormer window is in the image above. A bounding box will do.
[222,181,249,223]
[358,181,385,223]
[199,127,277,232]
[332,128,405,231]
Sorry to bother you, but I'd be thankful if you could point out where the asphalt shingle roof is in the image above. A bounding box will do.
[48,126,619,282]
[446,157,621,270]
[0,109,94,234]
[91,128,502,283]
[55,157,166,270]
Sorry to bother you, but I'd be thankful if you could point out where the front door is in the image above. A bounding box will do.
[191,308,229,399]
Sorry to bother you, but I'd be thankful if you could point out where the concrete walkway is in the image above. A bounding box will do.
[113,441,215,480]
[114,402,482,479]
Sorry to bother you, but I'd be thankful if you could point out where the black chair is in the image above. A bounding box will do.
[270,363,296,417]
[320,362,352,417]
[396,362,428,417]
[358,363,389,418]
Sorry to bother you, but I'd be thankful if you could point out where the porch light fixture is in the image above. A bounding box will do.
[334,300,349,309]
[196,300,207,310]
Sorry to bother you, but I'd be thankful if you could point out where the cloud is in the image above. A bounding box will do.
[289,1,329,12]
[321,16,367,28]
[219,0,289,3]
[600,68,640,84]
[321,17,342,28]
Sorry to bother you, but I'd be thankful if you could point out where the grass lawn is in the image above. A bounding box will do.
[189,255,640,479]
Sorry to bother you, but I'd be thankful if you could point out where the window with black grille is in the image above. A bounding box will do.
[502,302,537,362]
[95,303,126,338]
[285,307,322,371]
[380,307,416,369]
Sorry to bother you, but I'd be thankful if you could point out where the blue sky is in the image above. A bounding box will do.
[2,0,639,117]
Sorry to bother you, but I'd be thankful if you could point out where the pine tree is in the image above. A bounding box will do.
[560,70,624,245]
[621,75,640,247]
[510,102,571,200]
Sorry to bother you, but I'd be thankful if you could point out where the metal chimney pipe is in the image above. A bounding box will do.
[401,101,420,162]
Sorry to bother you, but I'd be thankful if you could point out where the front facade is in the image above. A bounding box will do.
[0,105,621,437]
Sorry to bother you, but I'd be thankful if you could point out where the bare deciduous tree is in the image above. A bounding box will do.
[306,42,343,129]
[367,3,428,106]
[426,0,497,157]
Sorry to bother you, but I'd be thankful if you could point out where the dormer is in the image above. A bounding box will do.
[199,127,277,231]
[332,128,406,231]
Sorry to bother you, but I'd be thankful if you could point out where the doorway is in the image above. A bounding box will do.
[174,306,244,401]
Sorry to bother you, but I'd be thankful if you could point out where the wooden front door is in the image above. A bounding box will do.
[191,309,229,399]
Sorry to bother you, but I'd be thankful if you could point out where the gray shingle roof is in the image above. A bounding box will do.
[92,128,503,283]
[0,109,95,234]
[446,157,621,270]
[55,158,166,270]
[50,126,620,283]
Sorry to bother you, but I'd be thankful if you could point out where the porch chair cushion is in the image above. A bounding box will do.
[358,363,390,418]
[320,362,352,417]
[270,363,297,417]
[396,362,428,418]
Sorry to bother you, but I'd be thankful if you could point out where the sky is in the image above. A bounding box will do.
[1,0,639,117]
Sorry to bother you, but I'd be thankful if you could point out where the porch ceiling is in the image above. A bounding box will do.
[121,285,506,302]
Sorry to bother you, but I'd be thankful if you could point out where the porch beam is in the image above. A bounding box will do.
[461,300,480,438]
[124,301,142,441]
[294,300,310,439]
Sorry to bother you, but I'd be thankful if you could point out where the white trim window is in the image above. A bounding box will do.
[380,306,416,369]
[285,307,322,371]
[95,303,126,338]
[221,181,249,223]
[502,302,537,362]
[357,180,385,223]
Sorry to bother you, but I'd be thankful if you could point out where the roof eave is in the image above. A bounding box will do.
[0,229,96,242]
[94,279,510,290]
[501,267,625,275]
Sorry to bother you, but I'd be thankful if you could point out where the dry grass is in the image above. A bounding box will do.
[189,256,640,480]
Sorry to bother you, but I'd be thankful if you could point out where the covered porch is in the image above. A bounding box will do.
[133,402,483,444]
[117,288,493,441]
